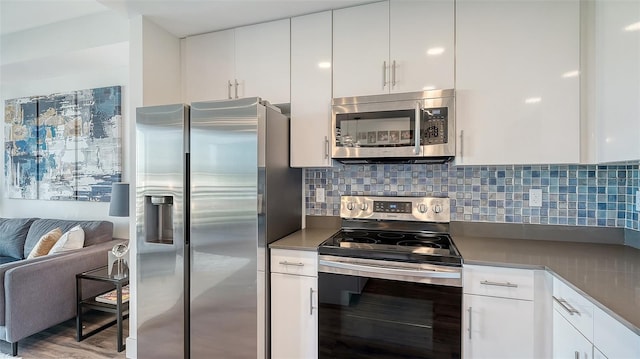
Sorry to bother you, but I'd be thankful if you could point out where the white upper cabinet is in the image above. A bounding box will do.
[333,1,389,98]
[235,18,290,104]
[290,11,333,167]
[389,0,454,93]
[456,0,581,165]
[333,0,454,98]
[594,0,640,163]
[184,29,235,102]
[183,19,290,104]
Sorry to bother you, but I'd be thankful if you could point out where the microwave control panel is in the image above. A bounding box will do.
[422,107,448,145]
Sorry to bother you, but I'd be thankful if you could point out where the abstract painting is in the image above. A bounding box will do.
[4,86,122,202]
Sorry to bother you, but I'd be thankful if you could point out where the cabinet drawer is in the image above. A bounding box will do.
[271,249,318,276]
[593,306,640,359]
[463,265,535,300]
[553,277,594,342]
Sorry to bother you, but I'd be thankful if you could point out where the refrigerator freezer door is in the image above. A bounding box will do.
[189,98,259,358]
[136,104,187,358]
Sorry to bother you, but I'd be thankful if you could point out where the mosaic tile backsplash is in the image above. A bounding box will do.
[305,163,640,231]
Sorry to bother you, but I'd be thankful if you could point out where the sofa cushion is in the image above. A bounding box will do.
[24,219,113,258]
[49,225,85,254]
[27,227,63,259]
[0,256,21,265]
[0,218,38,260]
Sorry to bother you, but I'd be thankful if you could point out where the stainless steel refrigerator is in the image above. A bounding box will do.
[136,98,302,358]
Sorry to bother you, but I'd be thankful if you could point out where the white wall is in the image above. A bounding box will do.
[0,11,131,238]
[127,16,183,358]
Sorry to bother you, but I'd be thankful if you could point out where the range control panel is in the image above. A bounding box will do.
[341,195,450,223]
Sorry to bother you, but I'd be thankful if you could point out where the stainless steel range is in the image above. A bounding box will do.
[318,196,462,359]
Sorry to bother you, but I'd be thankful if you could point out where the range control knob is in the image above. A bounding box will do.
[433,204,443,214]
[418,204,428,213]
[346,202,355,211]
[360,203,369,211]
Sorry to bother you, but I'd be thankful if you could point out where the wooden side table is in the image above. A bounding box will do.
[76,265,129,352]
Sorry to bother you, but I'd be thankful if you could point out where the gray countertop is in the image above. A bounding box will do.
[270,225,640,334]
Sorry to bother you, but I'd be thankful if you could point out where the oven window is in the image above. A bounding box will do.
[318,273,461,359]
[335,110,415,148]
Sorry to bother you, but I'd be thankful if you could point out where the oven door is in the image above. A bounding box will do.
[318,256,462,359]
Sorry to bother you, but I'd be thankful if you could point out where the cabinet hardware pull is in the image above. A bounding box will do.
[414,102,421,155]
[324,136,330,159]
[553,296,581,316]
[279,261,304,267]
[382,61,387,89]
[234,79,239,99]
[460,130,464,163]
[310,288,316,315]
[480,280,518,288]
[468,306,472,340]
[228,80,233,99]
[392,60,397,87]
[575,351,579,359]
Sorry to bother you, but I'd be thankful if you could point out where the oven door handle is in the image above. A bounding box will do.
[319,259,460,279]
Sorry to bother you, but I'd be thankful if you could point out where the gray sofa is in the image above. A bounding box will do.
[0,218,120,356]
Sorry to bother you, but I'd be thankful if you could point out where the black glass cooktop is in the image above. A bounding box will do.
[319,229,463,267]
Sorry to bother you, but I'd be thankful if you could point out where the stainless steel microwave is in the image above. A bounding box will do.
[332,89,455,163]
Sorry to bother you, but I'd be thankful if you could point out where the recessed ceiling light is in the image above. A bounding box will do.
[525,97,542,104]
[317,62,331,69]
[562,70,580,78]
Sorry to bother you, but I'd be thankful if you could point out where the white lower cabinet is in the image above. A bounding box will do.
[463,265,537,359]
[270,249,318,359]
[464,294,534,358]
[553,309,593,359]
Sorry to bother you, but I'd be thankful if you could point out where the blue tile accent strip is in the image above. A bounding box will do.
[305,163,639,230]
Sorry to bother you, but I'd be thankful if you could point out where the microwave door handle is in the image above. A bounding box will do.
[414,102,421,155]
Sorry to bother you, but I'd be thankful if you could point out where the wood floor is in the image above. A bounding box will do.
[0,311,128,359]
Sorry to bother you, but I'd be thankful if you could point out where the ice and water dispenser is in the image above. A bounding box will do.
[144,195,174,244]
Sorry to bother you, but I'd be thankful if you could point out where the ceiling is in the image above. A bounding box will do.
[0,0,372,38]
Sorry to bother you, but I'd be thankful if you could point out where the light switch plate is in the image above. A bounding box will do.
[530,188,542,207]
[316,187,325,203]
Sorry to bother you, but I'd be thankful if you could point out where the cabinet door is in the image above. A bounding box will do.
[184,29,235,102]
[456,0,580,165]
[271,273,317,359]
[553,309,593,359]
[333,1,389,98]
[389,0,454,93]
[235,19,290,104]
[595,0,640,162]
[290,11,333,167]
[464,294,535,359]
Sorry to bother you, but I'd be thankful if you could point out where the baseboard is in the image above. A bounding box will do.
[126,337,136,358]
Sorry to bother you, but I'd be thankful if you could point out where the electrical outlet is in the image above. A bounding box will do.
[529,188,542,207]
[636,190,640,212]
[316,187,325,203]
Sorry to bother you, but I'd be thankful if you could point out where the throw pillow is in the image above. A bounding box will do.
[49,225,85,254]
[26,227,62,259]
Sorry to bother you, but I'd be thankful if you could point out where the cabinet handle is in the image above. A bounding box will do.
[480,280,518,288]
[324,136,330,159]
[310,288,316,315]
[553,296,581,316]
[414,102,421,155]
[227,80,233,99]
[279,261,304,267]
[459,130,464,163]
[575,351,580,359]
[234,79,239,99]
[467,306,472,340]
[382,61,388,89]
[392,60,397,87]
